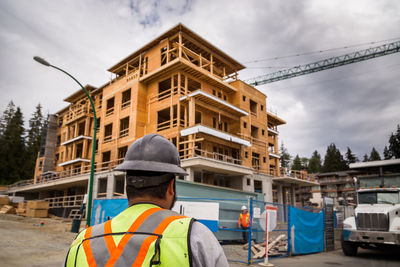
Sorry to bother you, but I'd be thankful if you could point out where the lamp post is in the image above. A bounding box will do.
[34,56,96,227]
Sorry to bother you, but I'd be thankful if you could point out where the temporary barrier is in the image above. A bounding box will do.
[288,206,325,255]
[90,182,326,265]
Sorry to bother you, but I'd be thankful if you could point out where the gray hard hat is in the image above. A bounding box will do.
[115,134,187,176]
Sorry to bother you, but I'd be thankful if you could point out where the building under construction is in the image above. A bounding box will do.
[7,24,316,217]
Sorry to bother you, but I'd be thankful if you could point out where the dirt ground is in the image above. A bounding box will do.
[0,213,356,267]
[0,213,77,267]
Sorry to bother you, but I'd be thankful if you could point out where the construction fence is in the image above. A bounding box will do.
[91,196,328,265]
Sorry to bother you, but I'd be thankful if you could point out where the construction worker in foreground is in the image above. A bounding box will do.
[65,134,228,267]
[238,205,250,244]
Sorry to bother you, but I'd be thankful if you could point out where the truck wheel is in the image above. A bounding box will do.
[341,240,358,256]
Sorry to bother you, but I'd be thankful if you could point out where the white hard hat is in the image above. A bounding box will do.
[241,205,247,210]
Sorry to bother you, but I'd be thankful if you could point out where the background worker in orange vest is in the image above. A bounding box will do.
[238,205,250,244]
[65,134,228,266]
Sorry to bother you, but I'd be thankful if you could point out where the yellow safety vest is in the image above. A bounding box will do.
[65,203,193,267]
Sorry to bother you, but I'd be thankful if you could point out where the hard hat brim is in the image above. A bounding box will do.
[115,160,188,176]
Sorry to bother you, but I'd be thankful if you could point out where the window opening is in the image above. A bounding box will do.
[121,89,131,109]
[119,117,129,137]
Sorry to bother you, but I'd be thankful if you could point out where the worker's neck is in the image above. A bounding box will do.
[128,196,170,210]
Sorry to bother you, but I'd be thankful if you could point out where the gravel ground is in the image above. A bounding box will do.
[0,214,77,267]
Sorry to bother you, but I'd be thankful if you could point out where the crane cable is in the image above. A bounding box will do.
[243,37,400,64]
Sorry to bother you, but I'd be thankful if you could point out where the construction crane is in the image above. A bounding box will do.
[245,40,400,86]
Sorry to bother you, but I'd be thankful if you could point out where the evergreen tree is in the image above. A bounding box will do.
[292,154,302,170]
[24,104,44,178]
[369,147,381,161]
[388,125,400,158]
[308,150,322,173]
[383,146,392,160]
[0,107,25,184]
[300,157,309,170]
[279,142,291,169]
[345,147,357,167]
[0,101,16,137]
[322,143,347,172]
[362,154,369,162]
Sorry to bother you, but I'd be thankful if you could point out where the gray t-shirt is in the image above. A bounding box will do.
[190,221,229,267]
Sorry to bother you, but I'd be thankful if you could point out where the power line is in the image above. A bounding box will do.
[243,37,400,64]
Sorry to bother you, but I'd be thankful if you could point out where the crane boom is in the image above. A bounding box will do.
[245,40,400,86]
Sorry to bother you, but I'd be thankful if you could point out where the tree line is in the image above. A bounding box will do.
[280,124,400,174]
[0,101,44,185]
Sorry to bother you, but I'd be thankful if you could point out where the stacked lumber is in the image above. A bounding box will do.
[243,234,288,259]
[0,196,10,209]
[0,205,16,214]
[16,202,26,216]
[26,201,49,218]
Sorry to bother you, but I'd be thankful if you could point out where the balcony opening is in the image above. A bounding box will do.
[254,180,262,193]
[113,176,125,197]
[118,146,128,162]
[252,152,260,170]
[106,97,115,116]
[158,78,171,100]
[188,78,201,92]
[56,135,61,147]
[195,111,201,124]
[98,94,103,108]
[251,125,259,139]
[173,74,178,95]
[76,143,83,158]
[97,177,107,198]
[243,122,247,128]
[213,117,217,128]
[102,151,111,169]
[58,117,63,127]
[250,99,257,116]
[157,107,170,131]
[121,89,131,109]
[96,118,101,132]
[224,122,228,132]
[78,121,85,136]
[194,171,202,183]
[119,117,129,137]
[161,46,168,65]
[104,123,113,142]
[95,139,98,153]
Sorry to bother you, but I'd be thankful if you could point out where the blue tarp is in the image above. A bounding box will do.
[289,206,324,255]
[91,199,128,225]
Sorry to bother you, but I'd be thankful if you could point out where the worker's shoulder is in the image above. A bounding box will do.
[190,220,216,239]
[69,224,94,247]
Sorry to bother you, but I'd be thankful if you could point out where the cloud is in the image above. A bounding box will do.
[0,0,399,161]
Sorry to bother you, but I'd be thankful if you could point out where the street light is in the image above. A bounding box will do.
[33,56,97,227]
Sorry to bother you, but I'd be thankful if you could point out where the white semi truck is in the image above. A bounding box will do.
[342,188,400,255]
[342,159,400,256]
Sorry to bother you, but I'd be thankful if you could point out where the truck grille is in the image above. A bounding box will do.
[356,213,389,231]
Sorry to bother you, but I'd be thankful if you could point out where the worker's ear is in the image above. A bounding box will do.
[167,178,175,195]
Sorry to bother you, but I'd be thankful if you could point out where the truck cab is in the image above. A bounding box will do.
[342,187,400,255]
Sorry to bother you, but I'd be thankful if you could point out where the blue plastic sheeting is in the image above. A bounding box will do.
[91,199,128,225]
[91,199,219,232]
[289,206,324,255]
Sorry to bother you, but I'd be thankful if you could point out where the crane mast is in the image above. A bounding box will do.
[245,40,400,86]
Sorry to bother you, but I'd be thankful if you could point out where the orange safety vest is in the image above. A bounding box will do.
[238,212,250,228]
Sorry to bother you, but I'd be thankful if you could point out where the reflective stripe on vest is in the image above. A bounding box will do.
[81,208,187,267]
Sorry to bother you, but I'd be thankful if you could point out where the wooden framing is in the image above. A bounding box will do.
[33,23,285,187]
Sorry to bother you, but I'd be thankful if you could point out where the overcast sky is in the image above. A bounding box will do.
[0,0,399,161]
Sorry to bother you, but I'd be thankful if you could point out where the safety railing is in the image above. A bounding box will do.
[180,147,242,165]
[8,158,126,190]
[45,194,85,208]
